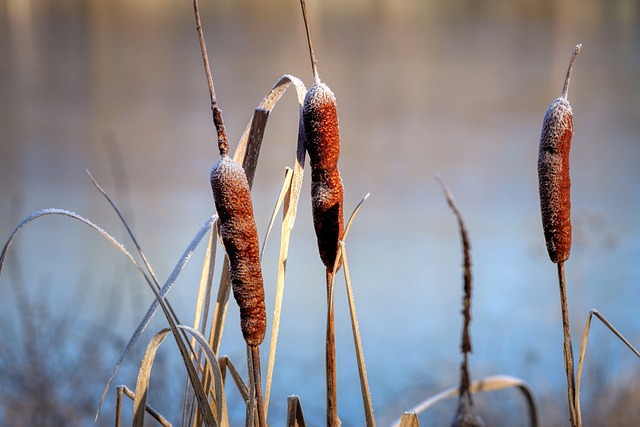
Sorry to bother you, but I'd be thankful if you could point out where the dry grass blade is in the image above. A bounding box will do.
[0,208,189,421]
[286,396,307,427]
[261,167,294,261]
[193,223,218,339]
[391,375,539,427]
[98,215,216,418]
[234,75,307,171]
[131,326,227,427]
[575,309,640,418]
[179,325,230,427]
[265,114,307,414]
[219,356,250,402]
[186,227,218,426]
[0,209,138,280]
[117,385,172,427]
[126,256,218,427]
[342,193,370,243]
[87,171,204,418]
[340,243,375,427]
[87,170,161,291]
[399,412,420,427]
[132,328,172,427]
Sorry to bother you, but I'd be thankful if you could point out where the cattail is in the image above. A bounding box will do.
[538,44,581,263]
[538,44,583,427]
[210,156,267,347]
[194,0,267,424]
[300,0,344,271]
[299,2,344,425]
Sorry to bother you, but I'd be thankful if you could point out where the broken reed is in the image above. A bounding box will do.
[436,177,484,427]
[537,43,582,427]
[299,0,344,425]
[193,0,267,424]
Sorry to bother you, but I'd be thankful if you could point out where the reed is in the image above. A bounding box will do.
[436,177,484,427]
[537,43,582,427]
[194,0,267,424]
[299,1,345,425]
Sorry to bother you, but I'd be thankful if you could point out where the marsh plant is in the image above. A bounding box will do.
[1,2,639,427]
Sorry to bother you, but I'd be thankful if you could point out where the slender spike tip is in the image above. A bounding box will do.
[300,0,320,82]
[561,44,582,99]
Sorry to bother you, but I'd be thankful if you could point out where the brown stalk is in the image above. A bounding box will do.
[299,1,344,425]
[558,262,578,427]
[538,44,582,427]
[325,269,339,427]
[436,176,484,427]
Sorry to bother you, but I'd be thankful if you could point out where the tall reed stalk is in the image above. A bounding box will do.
[298,1,345,425]
[537,44,582,427]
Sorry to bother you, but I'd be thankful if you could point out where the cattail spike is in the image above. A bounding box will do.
[213,107,229,157]
[561,44,582,99]
[210,156,266,346]
[299,0,320,82]
[538,45,581,263]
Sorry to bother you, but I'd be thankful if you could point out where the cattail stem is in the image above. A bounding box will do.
[557,261,580,427]
[326,269,339,427]
[193,0,229,156]
[561,44,582,100]
[250,345,266,427]
[299,0,320,83]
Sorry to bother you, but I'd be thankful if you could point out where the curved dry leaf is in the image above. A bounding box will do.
[392,375,539,427]
[575,309,640,419]
[98,215,215,419]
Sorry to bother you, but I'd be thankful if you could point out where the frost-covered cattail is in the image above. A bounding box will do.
[538,44,581,264]
[210,156,266,347]
[299,0,345,272]
[304,82,345,271]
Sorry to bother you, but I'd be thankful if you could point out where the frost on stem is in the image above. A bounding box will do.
[210,156,266,346]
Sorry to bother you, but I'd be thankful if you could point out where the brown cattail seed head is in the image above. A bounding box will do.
[210,156,266,346]
[303,81,345,270]
[538,97,573,263]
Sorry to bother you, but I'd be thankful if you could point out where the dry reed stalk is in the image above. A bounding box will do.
[193,0,267,424]
[537,44,582,427]
[436,177,484,427]
[299,1,344,424]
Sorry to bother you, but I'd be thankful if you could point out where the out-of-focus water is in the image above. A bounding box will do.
[1,0,639,425]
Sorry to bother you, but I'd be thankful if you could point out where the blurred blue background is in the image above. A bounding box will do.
[1,0,639,425]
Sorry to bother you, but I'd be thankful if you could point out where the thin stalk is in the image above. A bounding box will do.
[326,268,339,426]
[299,0,319,83]
[557,261,580,427]
[561,44,582,100]
[251,346,266,427]
[193,0,229,156]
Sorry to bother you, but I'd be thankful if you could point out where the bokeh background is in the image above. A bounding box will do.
[1,0,639,425]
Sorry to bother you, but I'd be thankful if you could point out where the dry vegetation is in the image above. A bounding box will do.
[1,1,639,426]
